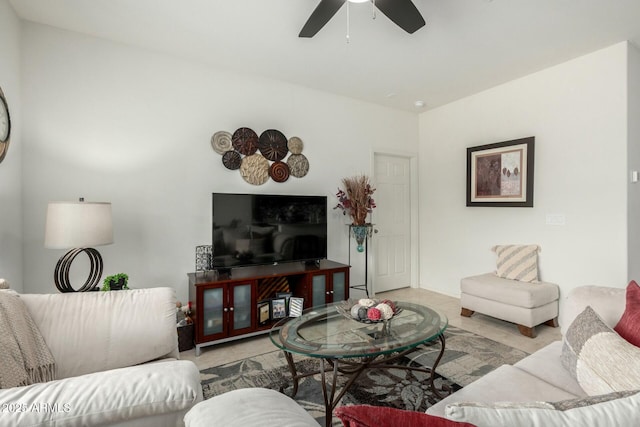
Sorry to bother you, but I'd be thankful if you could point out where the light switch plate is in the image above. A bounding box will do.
[546,214,566,226]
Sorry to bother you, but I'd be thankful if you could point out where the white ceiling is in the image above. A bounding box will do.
[9,0,640,112]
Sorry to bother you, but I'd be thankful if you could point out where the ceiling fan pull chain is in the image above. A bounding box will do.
[346,0,351,43]
[372,0,376,20]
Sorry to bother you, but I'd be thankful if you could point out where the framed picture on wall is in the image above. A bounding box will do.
[467,137,535,207]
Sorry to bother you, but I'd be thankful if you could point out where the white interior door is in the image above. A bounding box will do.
[373,154,412,293]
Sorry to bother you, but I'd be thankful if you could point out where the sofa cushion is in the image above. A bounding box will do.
[559,285,625,336]
[444,389,640,427]
[20,288,178,379]
[561,306,640,395]
[460,273,558,309]
[0,360,202,426]
[426,365,579,418]
[513,341,586,397]
[614,280,640,347]
[492,244,539,282]
[184,388,319,427]
[334,405,476,427]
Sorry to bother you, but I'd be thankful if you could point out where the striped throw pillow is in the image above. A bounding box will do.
[561,306,640,395]
[492,244,540,282]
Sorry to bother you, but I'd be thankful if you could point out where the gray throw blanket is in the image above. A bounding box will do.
[0,291,56,388]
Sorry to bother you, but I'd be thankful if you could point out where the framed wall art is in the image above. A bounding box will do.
[466,137,535,207]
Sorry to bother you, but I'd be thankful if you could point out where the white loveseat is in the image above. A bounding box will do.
[427,284,636,425]
[185,285,636,426]
[0,287,203,426]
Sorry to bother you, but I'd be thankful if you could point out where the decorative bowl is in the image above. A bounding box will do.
[336,298,402,324]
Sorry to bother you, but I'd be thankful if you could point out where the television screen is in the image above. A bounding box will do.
[212,193,327,269]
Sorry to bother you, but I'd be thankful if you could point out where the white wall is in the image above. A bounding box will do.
[628,43,640,282]
[419,42,630,302]
[20,23,419,302]
[0,0,23,292]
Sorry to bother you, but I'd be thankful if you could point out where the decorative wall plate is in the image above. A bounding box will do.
[258,129,288,161]
[269,161,290,183]
[288,137,303,155]
[211,131,232,154]
[232,127,259,155]
[222,150,242,170]
[240,154,270,185]
[287,154,309,178]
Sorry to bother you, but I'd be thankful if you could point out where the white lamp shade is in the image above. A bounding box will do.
[45,201,113,249]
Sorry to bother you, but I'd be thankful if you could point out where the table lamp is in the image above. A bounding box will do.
[45,198,113,292]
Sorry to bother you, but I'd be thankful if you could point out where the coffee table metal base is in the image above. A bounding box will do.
[280,334,450,427]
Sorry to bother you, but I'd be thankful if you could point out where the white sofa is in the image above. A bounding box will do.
[427,284,633,424]
[0,287,203,426]
[185,285,634,426]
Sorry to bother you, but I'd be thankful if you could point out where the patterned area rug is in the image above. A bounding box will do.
[200,326,528,426]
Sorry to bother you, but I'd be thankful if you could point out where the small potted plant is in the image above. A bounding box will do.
[101,273,129,291]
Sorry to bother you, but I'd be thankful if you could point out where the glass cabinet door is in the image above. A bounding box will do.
[332,271,346,302]
[311,274,327,307]
[203,287,224,336]
[231,283,252,331]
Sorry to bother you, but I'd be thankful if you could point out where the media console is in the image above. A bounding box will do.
[188,260,350,356]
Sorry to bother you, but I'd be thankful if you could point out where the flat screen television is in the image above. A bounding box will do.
[212,193,327,270]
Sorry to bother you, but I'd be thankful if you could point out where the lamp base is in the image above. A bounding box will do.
[54,247,104,293]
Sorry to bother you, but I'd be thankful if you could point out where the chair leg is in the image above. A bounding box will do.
[517,324,537,338]
[460,308,474,317]
[544,317,559,328]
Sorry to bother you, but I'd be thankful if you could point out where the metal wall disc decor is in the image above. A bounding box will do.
[258,129,288,161]
[288,137,303,155]
[240,153,270,185]
[232,127,259,155]
[269,161,290,183]
[222,150,242,170]
[287,153,309,178]
[212,127,310,183]
[211,131,232,154]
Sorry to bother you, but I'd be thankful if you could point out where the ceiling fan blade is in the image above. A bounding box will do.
[299,0,346,38]
[374,0,425,34]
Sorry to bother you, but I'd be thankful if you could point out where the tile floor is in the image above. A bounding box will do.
[181,287,561,370]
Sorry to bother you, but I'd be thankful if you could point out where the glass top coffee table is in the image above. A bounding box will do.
[270,300,449,427]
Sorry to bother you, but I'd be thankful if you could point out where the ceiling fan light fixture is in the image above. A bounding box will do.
[348,0,370,3]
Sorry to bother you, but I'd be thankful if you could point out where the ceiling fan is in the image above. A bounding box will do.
[299,0,426,38]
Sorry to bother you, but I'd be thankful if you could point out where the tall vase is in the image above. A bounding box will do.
[351,224,372,253]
